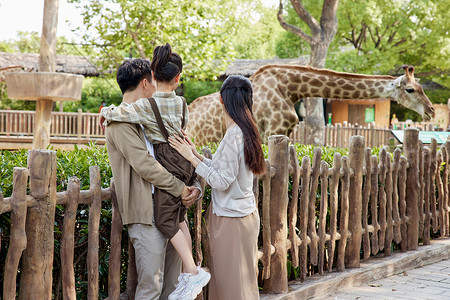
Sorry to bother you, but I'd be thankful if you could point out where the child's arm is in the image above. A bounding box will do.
[100,98,155,127]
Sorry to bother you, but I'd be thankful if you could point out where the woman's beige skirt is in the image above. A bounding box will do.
[208,209,260,300]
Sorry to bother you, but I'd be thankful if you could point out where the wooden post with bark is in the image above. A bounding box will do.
[263,135,290,293]
[3,168,28,300]
[87,166,102,300]
[19,150,57,300]
[403,128,420,250]
[34,0,59,149]
[108,181,123,299]
[61,176,80,300]
[345,136,364,268]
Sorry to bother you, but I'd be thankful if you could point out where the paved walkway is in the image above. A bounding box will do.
[261,238,450,300]
[331,259,450,300]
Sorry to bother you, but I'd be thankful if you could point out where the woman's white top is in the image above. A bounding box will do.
[195,125,256,217]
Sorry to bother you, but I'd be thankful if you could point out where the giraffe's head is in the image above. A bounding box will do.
[393,65,435,120]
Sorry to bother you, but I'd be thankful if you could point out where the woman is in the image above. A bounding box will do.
[169,75,265,299]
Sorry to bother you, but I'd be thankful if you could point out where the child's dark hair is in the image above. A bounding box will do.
[116,58,152,94]
[220,75,266,175]
[150,43,182,82]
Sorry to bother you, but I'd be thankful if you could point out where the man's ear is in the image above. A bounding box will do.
[142,78,148,88]
[219,95,223,104]
[175,73,181,83]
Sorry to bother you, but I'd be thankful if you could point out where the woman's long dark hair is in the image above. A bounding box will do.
[150,43,182,82]
[220,75,266,175]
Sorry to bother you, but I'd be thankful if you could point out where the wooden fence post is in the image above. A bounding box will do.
[19,150,57,300]
[77,108,83,139]
[403,128,420,250]
[345,135,364,268]
[88,166,102,300]
[263,135,289,293]
[61,176,80,300]
[108,181,123,299]
[430,139,438,234]
[3,168,28,300]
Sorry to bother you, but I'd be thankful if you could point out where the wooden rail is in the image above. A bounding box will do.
[0,109,105,150]
[0,109,104,138]
[1,131,450,298]
[290,121,443,148]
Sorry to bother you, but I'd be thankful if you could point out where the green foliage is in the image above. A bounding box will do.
[0,149,28,196]
[0,31,86,55]
[63,77,123,113]
[1,141,386,293]
[275,0,318,58]
[424,89,450,105]
[0,144,114,298]
[326,0,450,76]
[231,3,283,59]
[182,80,223,104]
[68,0,246,80]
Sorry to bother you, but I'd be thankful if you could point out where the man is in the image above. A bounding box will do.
[103,58,201,299]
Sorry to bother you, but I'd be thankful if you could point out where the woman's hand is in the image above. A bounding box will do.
[180,129,197,152]
[181,129,205,161]
[169,135,196,162]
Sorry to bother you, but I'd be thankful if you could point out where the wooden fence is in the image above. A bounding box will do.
[289,121,443,148]
[1,128,450,299]
[0,109,104,138]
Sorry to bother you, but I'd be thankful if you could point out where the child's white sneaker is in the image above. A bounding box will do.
[177,266,211,300]
[168,273,189,300]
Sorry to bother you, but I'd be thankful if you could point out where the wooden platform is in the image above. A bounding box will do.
[0,135,105,151]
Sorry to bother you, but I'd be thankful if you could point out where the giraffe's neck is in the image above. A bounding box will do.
[257,66,399,102]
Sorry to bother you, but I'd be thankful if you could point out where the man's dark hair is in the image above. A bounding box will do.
[116,58,152,94]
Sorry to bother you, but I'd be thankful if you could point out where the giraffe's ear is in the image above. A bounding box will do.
[415,78,420,83]
[393,75,404,88]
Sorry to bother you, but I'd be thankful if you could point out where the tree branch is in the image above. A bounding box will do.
[393,37,407,48]
[277,1,313,44]
[320,0,339,37]
[121,7,146,59]
[290,0,320,33]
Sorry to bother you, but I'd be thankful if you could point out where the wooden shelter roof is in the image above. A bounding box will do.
[222,57,309,77]
[0,52,101,78]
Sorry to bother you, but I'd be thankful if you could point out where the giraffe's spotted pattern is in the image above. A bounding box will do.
[187,65,434,145]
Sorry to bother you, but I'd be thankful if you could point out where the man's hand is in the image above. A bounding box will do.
[181,186,201,208]
[181,185,190,199]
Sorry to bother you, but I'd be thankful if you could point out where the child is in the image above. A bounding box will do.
[101,43,210,300]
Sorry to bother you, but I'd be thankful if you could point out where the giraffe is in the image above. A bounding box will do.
[187,65,435,145]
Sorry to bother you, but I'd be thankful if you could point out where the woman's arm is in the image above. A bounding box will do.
[170,132,241,191]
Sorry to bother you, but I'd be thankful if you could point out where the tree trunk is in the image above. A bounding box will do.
[278,0,338,145]
[33,0,59,149]
[304,36,334,145]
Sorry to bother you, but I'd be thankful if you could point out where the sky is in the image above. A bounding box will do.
[0,0,278,43]
[0,0,84,42]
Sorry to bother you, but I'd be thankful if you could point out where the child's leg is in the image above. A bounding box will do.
[178,221,193,272]
[170,229,198,275]
[179,221,192,253]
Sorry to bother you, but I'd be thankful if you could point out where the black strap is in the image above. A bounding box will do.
[181,96,187,129]
[147,97,170,141]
